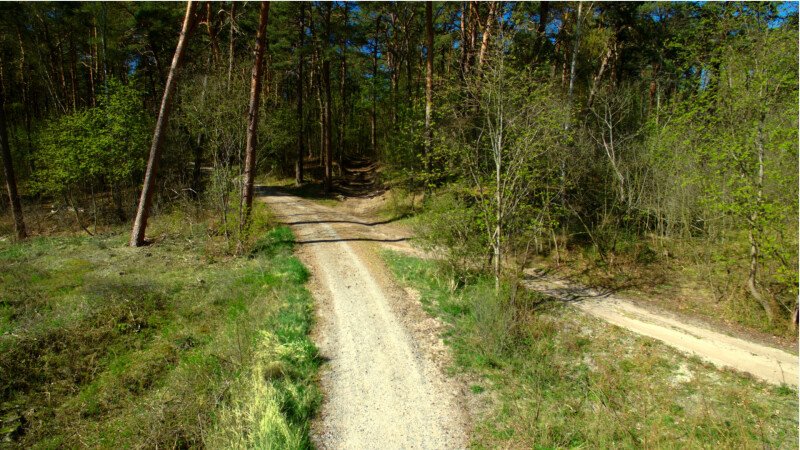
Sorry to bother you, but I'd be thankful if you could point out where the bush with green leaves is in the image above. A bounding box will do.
[33,80,150,204]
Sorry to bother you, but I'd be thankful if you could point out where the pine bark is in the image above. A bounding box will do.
[295,3,305,185]
[227,2,236,89]
[370,14,380,156]
[130,1,197,247]
[0,69,27,240]
[323,4,333,193]
[567,2,583,103]
[338,3,348,166]
[241,2,271,218]
[424,1,434,172]
[477,1,498,71]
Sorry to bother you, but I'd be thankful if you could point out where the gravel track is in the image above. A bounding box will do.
[261,190,468,450]
[524,274,799,386]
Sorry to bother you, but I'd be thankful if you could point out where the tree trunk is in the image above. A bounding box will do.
[747,113,773,323]
[205,2,222,63]
[587,44,612,109]
[227,2,236,89]
[323,57,332,192]
[494,136,502,292]
[477,1,498,71]
[424,1,434,173]
[459,2,467,78]
[241,2,271,221]
[371,14,380,156]
[323,4,333,192]
[295,3,305,185]
[389,11,398,125]
[533,1,550,65]
[0,69,27,240]
[567,1,583,104]
[467,1,478,72]
[87,28,97,107]
[338,3,348,166]
[130,1,197,247]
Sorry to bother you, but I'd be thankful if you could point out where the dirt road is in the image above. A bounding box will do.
[524,274,798,386]
[260,189,467,449]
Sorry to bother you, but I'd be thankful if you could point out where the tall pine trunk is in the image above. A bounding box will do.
[323,58,332,192]
[130,1,196,247]
[0,67,27,240]
[241,2,271,221]
[227,2,236,89]
[338,3,348,167]
[370,14,380,156]
[295,3,305,185]
[477,1,497,71]
[424,1,434,173]
[323,4,333,192]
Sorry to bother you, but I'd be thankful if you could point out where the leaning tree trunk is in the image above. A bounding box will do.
[241,1,271,221]
[295,3,305,185]
[0,69,27,240]
[130,1,196,247]
[424,1,434,173]
[477,1,497,72]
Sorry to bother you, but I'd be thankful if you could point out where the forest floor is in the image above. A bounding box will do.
[260,188,469,449]
[262,176,797,447]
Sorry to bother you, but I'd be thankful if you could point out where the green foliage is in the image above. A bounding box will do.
[32,80,150,197]
[413,188,487,280]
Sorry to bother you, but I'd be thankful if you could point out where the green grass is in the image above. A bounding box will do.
[382,250,799,449]
[0,205,320,448]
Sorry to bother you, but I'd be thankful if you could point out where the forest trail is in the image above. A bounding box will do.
[259,187,468,449]
[524,273,798,386]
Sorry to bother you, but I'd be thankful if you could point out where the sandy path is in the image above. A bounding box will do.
[524,274,799,386]
[260,189,467,449]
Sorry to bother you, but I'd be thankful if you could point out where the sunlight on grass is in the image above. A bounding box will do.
[382,250,799,449]
[0,207,319,448]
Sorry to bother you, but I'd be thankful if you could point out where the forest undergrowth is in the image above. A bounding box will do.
[384,187,799,342]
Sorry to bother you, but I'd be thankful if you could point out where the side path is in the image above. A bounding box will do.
[523,274,798,387]
[260,188,468,450]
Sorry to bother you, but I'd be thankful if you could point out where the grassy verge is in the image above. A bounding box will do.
[0,204,320,448]
[383,250,798,448]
